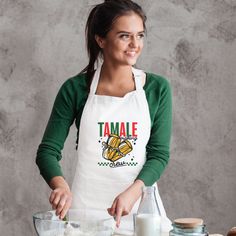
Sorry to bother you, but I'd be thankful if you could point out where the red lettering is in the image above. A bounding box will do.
[104,122,110,137]
[120,122,126,137]
[132,122,137,137]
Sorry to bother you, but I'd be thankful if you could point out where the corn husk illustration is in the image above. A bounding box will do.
[111,140,133,162]
[102,134,121,160]
[102,134,133,162]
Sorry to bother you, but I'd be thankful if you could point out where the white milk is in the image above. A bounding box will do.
[135,214,161,236]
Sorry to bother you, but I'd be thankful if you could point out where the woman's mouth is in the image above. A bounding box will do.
[125,51,137,57]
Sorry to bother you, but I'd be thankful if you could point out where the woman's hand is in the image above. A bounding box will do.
[49,176,72,219]
[107,179,144,227]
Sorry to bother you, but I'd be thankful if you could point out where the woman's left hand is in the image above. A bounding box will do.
[107,179,144,227]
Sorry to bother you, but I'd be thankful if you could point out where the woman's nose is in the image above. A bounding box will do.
[129,36,138,48]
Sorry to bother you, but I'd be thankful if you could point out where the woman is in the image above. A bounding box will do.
[36,0,172,232]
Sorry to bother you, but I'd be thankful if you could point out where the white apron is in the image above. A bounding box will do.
[71,64,172,232]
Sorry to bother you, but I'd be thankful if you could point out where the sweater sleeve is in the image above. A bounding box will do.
[36,79,77,184]
[136,77,172,186]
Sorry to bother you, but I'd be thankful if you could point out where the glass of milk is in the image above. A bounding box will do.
[135,186,161,236]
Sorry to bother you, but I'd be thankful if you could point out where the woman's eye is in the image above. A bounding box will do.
[119,33,145,40]
[137,34,145,39]
[120,34,130,39]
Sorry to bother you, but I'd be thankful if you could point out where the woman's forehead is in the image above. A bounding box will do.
[110,13,144,32]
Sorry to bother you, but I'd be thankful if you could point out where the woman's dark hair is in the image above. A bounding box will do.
[80,0,147,91]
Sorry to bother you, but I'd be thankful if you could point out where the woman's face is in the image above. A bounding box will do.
[97,12,145,66]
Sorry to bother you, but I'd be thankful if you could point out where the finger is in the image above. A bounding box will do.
[107,207,115,216]
[60,198,72,220]
[109,199,117,216]
[49,191,56,204]
[115,206,123,228]
[52,194,61,211]
[107,208,112,215]
[56,195,67,216]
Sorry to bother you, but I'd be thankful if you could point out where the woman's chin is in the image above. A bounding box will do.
[124,58,139,66]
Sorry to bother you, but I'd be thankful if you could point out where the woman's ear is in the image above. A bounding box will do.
[95,35,105,49]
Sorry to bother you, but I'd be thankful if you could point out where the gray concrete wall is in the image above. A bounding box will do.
[0,0,235,235]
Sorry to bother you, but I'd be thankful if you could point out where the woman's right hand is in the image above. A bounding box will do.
[49,176,72,219]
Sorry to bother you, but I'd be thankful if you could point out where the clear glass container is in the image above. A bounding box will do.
[135,186,161,236]
[33,209,115,236]
[169,218,208,236]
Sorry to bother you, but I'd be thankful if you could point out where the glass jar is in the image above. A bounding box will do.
[135,186,161,236]
[169,218,208,236]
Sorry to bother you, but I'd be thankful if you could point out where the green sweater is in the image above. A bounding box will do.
[36,72,172,186]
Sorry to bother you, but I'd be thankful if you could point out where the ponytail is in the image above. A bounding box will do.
[79,5,101,91]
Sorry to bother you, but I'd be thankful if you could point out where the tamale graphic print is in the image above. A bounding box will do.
[97,122,138,168]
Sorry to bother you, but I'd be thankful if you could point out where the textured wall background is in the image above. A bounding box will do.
[0,0,236,235]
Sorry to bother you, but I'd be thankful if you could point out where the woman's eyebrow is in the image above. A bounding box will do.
[116,30,145,34]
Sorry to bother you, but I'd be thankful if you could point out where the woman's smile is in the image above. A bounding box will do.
[125,50,138,57]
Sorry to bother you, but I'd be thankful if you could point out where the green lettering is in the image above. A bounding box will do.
[98,122,104,137]
[126,122,130,136]
[111,122,119,135]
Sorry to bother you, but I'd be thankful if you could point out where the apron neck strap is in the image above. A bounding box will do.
[131,66,143,90]
[90,64,143,94]
[90,64,102,94]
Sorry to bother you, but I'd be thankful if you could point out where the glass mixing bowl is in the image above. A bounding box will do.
[33,209,115,236]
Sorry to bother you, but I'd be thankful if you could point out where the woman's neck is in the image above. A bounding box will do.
[99,62,133,84]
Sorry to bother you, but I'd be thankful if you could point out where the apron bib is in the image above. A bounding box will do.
[71,64,172,232]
